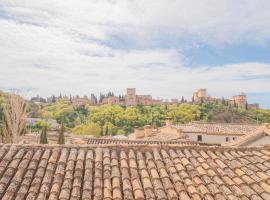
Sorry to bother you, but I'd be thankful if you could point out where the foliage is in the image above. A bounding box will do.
[201,102,270,123]
[58,122,65,144]
[116,129,125,135]
[86,103,201,134]
[30,98,270,136]
[248,109,270,123]
[40,99,88,128]
[1,94,29,143]
[72,123,101,136]
[166,103,201,124]
[27,102,42,118]
[102,122,116,136]
[35,120,48,129]
[40,125,48,144]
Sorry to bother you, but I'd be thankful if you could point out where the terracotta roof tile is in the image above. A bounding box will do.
[0,144,269,199]
[177,122,259,136]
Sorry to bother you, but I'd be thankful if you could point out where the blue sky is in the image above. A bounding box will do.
[0,0,270,108]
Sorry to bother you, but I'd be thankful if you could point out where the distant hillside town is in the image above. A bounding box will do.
[192,88,259,110]
[30,88,259,109]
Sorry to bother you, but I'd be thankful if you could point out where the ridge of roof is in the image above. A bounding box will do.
[86,137,216,146]
[0,143,269,151]
[223,124,270,147]
[175,123,261,136]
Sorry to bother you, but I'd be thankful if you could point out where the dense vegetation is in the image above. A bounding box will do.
[30,98,270,137]
[0,91,268,137]
[36,100,202,136]
[201,103,270,123]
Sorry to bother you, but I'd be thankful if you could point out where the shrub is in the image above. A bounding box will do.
[72,123,101,137]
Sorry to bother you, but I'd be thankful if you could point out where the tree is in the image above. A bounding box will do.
[116,129,125,135]
[181,96,185,103]
[52,95,56,103]
[221,97,226,105]
[40,125,48,144]
[58,122,65,144]
[99,93,106,103]
[102,124,108,136]
[72,123,101,136]
[1,94,28,143]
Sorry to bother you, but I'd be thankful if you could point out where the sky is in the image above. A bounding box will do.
[0,0,270,108]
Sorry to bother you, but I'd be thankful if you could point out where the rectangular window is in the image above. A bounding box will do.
[226,137,229,142]
[197,135,202,141]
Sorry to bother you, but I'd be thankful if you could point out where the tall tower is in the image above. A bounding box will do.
[193,88,207,103]
[233,93,247,108]
[197,88,207,99]
[126,88,137,106]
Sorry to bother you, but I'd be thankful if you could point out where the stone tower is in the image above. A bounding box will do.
[126,88,137,106]
[193,88,207,103]
[233,93,247,108]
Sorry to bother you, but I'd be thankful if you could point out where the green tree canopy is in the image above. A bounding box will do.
[73,123,101,136]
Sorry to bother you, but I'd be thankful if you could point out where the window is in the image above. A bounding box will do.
[226,137,229,142]
[233,137,236,140]
[197,135,202,141]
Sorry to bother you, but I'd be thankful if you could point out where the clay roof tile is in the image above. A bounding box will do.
[0,144,269,199]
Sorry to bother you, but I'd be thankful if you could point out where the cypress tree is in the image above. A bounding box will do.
[58,122,65,144]
[105,125,108,136]
[40,125,48,144]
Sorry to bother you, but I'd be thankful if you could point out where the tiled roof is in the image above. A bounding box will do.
[0,144,270,199]
[146,127,185,141]
[223,125,270,147]
[87,137,212,146]
[129,126,186,141]
[176,122,259,136]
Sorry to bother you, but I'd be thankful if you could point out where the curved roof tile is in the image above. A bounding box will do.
[0,144,269,199]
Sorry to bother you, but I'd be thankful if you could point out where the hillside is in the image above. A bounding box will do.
[0,92,269,137]
[201,103,269,124]
[209,110,258,124]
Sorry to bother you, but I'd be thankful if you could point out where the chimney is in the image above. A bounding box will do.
[177,128,187,138]
[144,125,152,137]
[165,117,173,126]
[134,127,145,139]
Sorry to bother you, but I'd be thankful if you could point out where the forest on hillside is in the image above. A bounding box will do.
[0,91,270,137]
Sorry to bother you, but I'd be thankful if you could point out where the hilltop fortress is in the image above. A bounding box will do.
[192,88,259,109]
[33,88,259,109]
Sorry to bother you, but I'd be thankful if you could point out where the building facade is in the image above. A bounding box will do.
[125,88,137,106]
[193,88,207,103]
[192,88,259,109]
[233,93,247,108]
[125,88,153,106]
[102,96,120,105]
[137,95,152,105]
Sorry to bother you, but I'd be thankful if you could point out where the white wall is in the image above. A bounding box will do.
[186,132,238,144]
[246,136,270,147]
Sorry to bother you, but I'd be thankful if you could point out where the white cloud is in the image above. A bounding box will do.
[0,0,270,107]
[1,0,270,44]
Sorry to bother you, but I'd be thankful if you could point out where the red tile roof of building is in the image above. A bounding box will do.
[223,124,270,147]
[176,122,259,136]
[0,143,270,199]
